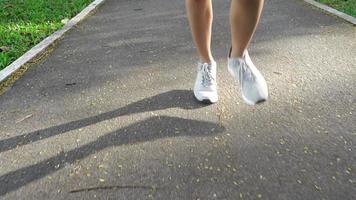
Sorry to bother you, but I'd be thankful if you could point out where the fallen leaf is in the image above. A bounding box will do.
[61,18,69,24]
[0,46,11,52]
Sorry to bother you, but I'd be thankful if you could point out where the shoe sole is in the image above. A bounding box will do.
[193,90,218,104]
[201,99,215,104]
[193,95,217,105]
[256,99,266,104]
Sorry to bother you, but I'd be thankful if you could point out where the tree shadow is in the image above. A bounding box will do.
[0,115,225,196]
[0,89,206,153]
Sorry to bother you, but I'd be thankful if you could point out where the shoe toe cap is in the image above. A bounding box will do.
[242,81,268,105]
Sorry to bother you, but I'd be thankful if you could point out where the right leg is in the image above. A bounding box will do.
[186,0,214,63]
[186,0,217,103]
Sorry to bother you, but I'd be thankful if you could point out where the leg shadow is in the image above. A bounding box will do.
[0,116,225,196]
[0,90,207,152]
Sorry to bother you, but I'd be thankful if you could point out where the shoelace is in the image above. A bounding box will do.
[238,59,254,86]
[200,63,215,87]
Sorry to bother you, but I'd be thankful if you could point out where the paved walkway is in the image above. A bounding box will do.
[0,0,355,199]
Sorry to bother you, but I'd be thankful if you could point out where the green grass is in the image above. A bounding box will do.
[317,0,356,17]
[0,0,93,70]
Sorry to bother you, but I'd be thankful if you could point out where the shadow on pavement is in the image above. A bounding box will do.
[0,116,225,196]
[0,89,207,153]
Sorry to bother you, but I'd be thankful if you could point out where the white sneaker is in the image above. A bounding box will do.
[194,61,218,104]
[228,50,268,105]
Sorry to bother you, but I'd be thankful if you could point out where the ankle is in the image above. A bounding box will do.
[199,61,216,67]
[229,47,245,58]
[230,51,244,59]
[199,56,215,64]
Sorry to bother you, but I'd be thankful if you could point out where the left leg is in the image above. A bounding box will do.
[228,0,268,105]
[230,0,264,58]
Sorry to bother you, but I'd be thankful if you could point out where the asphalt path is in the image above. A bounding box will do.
[0,0,355,199]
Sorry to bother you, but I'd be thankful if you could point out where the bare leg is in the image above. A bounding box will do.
[230,0,264,58]
[186,0,214,63]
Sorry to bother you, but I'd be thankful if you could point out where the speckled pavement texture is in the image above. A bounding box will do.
[0,0,355,199]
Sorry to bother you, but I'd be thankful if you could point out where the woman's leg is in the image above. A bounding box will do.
[186,0,214,63]
[230,0,264,58]
[228,0,268,105]
[187,0,217,103]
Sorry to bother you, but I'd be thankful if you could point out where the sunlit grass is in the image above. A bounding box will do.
[0,0,93,70]
[317,0,356,17]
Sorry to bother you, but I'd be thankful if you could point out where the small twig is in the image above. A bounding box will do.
[69,185,157,193]
[15,114,33,123]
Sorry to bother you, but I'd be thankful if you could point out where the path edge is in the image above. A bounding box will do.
[302,0,356,25]
[0,0,106,83]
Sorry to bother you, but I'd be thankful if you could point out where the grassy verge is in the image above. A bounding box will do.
[316,0,356,17]
[0,0,93,70]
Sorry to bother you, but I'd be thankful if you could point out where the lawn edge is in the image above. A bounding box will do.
[302,0,356,25]
[0,0,106,83]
